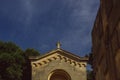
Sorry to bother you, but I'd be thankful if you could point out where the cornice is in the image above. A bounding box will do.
[29,48,88,62]
[31,54,87,68]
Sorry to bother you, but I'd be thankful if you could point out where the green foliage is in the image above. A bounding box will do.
[87,70,94,80]
[24,48,40,57]
[87,51,94,80]
[0,41,21,54]
[88,52,93,65]
[6,64,22,80]
[0,41,25,80]
[0,41,41,80]
[22,48,40,80]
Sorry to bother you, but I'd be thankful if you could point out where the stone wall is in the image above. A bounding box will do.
[92,0,120,80]
[31,52,87,80]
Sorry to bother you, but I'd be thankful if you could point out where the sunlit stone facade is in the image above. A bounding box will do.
[92,0,120,80]
[29,48,88,80]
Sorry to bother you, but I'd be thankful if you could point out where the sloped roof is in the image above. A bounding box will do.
[29,48,88,62]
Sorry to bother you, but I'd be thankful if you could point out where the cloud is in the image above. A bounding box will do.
[18,0,99,55]
[61,27,92,55]
[20,0,33,25]
[60,0,99,55]
[0,0,99,55]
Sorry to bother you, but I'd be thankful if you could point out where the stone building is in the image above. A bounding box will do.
[29,43,88,80]
[92,0,120,80]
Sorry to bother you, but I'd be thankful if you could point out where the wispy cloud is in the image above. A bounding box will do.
[20,0,33,25]
[18,0,99,55]
[0,0,99,55]
[60,0,99,55]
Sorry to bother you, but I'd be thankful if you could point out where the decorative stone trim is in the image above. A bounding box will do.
[57,55,62,59]
[73,61,77,66]
[48,59,52,62]
[63,57,67,62]
[32,54,87,68]
[38,63,42,66]
[82,64,86,67]
[52,57,57,60]
[33,63,38,67]
[43,61,47,64]
[78,63,81,67]
[67,59,72,64]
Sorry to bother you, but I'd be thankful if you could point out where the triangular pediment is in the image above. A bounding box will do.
[29,49,88,68]
[30,48,88,62]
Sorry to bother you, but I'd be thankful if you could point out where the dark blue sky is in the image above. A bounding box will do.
[0,0,99,56]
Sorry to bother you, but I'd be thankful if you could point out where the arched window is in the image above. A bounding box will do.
[48,69,71,80]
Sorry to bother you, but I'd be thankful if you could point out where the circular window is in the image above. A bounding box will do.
[48,69,71,80]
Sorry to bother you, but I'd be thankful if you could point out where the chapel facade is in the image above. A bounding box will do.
[29,43,88,80]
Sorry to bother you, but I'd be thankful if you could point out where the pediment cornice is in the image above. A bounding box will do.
[29,49,88,68]
[30,49,88,61]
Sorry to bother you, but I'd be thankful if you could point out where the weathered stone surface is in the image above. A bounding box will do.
[92,0,120,80]
[30,49,88,80]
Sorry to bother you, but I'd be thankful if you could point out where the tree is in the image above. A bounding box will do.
[0,41,25,80]
[24,48,40,57]
[22,48,40,80]
[87,70,94,80]
[87,51,94,80]
[0,41,41,80]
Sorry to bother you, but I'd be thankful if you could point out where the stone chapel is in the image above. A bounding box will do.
[29,42,88,80]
